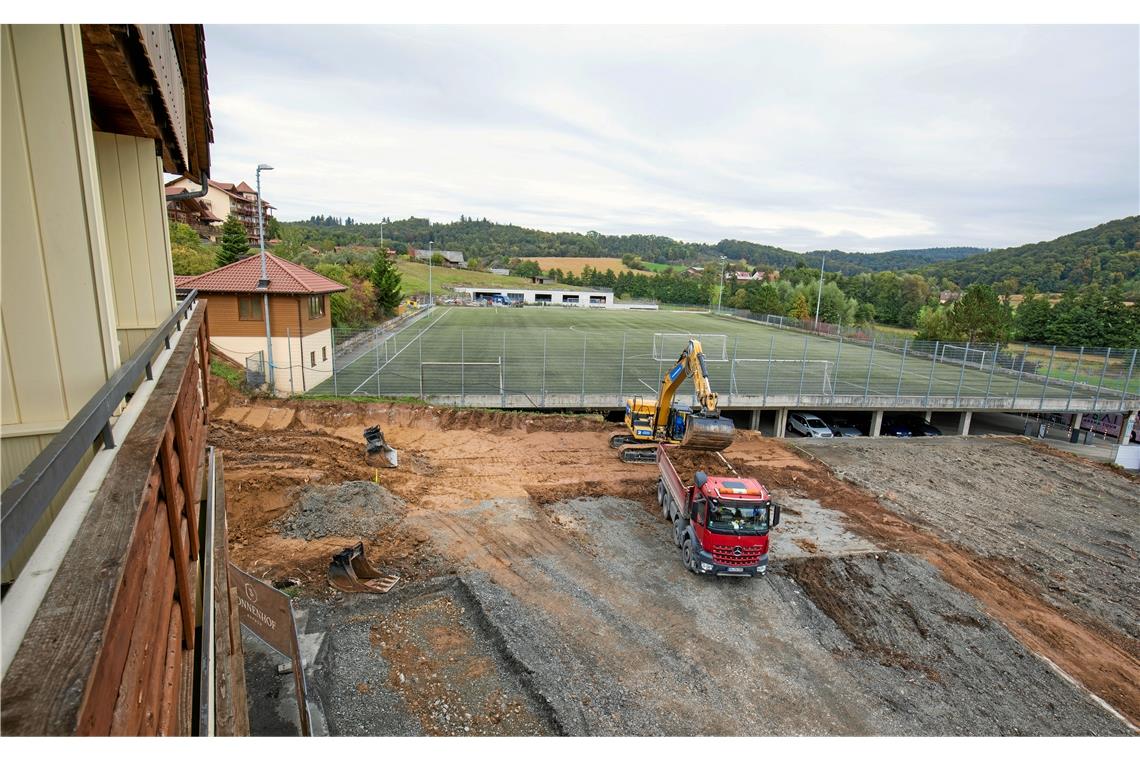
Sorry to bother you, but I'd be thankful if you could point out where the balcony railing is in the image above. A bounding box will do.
[1,293,248,735]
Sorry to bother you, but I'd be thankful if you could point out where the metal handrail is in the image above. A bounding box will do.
[1,291,200,564]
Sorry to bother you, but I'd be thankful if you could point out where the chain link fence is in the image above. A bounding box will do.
[307,306,1139,412]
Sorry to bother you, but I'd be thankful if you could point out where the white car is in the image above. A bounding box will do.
[788,412,833,438]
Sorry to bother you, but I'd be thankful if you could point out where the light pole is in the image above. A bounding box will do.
[427,240,433,306]
[256,163,275,391]
[813,253,826,331]
[379,221,385,253]
[716,256,727,313]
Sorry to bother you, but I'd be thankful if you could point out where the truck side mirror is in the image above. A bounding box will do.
[695,471,707,488]
[771,504,781,528]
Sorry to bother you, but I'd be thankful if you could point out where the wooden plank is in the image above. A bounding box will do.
[108,501,172,735]
[159,425,195,650]
[198,320,210,422]
[73,466,161,735]
[156,603,182,736]
[140,559,176,735]
[172,385,199,556]
[0,306,206,735]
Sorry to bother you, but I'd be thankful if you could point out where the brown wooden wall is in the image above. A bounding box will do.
[204,292,330,339]
[2,301,247,736]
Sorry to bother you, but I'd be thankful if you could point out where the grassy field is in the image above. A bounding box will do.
[310,307,1139,405]
[395,261,589,295]
[521,257,637,275]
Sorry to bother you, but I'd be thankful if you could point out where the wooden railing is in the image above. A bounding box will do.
[1,298,248,735]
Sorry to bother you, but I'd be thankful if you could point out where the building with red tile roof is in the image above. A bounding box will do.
[165,177,274,246]
[177,253,345,394]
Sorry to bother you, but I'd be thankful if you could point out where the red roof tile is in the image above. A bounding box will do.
[174,252,347,295]
[234,181,255,193]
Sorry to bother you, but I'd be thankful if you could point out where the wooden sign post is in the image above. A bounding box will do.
[229,562,312,736]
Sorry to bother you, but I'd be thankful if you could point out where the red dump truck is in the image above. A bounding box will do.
[656,444,779,576]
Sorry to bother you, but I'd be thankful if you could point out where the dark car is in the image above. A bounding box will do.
[880,417,915,437]
[822,415,864,437]
[898,415,943,436]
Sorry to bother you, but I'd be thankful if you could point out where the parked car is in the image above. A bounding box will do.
[898,414,942,436]
[788,412,834,438]
[880,417,915,437]
[823,415,864,437]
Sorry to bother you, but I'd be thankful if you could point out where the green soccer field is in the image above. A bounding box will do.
[309,306,1139,407]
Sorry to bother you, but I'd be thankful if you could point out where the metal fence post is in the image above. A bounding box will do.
[1065,346,1084,411]
[286,328,295,396]
[895,339,908,401]
[831,334,843,404]
[501,332,507,407]
[1038,346,1056,410]
[581,332,587,406]
[542,329,548,408]
[332,329,338,396]
[926,340,939,403]
[419,332,424,400]
[762,335,774,407]
[728,336,738,402]
[619,332,627,402]
[1090,348,1110,412]
[1011,345,1029,405]
[955,341,970,406]
[863,335,877,402]
[1122,349,1137,411]
[461,330,465,405]
[983,341,998,405]
[375,334,381,397]
[796,335,809,404]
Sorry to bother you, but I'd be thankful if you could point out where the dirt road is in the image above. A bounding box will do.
[210,391,1134,735]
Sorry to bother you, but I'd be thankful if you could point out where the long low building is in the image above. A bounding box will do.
[454,286,615,307]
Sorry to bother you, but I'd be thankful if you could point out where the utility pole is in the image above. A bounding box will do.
[256,163,274,391]
[716,255,727,313]
[813,253,826,330]
[379,221,385,253]
[428,240,433,306]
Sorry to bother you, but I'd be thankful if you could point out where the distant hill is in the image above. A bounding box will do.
[921,216,1140,295]
[284,215,982,273]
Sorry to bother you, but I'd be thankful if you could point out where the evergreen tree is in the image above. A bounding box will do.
[1013,287,1052,344]
[789,292,811,321]
[947,284,1011,344]
[370,253,403,316]
[217,215,250,267]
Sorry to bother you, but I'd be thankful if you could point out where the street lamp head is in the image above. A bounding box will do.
[257,164,274,172]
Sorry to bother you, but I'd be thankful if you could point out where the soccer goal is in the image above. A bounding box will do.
[418,359,503,398]
[731,359,835,396]
[937,343,991,369]
[652,333,729,361]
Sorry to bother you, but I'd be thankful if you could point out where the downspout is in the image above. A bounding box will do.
[166,170,210,201]
[297,297,307,392]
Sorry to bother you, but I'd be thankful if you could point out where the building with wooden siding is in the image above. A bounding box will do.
[175,253,347,395]
[2,24,248,735]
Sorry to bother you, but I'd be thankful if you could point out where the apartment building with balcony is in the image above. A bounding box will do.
[165,176,275,246]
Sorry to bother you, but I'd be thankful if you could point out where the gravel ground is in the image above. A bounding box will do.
[274,480,406,541]
[778,552,1129,735]
[797,437,1139,642]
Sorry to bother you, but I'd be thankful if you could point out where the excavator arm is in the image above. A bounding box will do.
[653,339,719,429]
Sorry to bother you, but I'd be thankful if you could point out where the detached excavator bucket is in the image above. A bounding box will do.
[328,542,400,594]
[681,415,736,451]
[363,425,398,468]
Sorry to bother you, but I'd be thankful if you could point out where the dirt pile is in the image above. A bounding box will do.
[274,480,406,541]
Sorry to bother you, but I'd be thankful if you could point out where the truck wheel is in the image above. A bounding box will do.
[681,537,697,574]
[657,480,665,510]
[672,516,684,547]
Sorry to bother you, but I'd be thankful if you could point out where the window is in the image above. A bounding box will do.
[309,295,325,319]
[322,346,327,362]
[238,296,262,320]
[310,351,316,367]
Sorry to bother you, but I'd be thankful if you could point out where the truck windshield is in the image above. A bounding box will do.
[707,500,769,535]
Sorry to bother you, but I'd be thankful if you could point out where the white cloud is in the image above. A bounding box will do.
[202,24,1139,251]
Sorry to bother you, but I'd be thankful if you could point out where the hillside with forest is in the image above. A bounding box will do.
[921,216,1140,297]
[284,215,983,274]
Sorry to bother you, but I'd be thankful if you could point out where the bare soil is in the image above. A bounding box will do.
[210,386,1135,735]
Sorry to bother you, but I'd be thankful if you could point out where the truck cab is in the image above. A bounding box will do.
[657,446,779,576]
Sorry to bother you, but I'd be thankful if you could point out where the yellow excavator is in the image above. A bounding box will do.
[609,338,735,463]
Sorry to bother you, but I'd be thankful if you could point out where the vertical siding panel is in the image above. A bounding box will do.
[116,134,153,327]
[95,132,139,330]
[1,319,22,425]
[149,155,177,316]
[1,26,69,425]
[13,26,111,417]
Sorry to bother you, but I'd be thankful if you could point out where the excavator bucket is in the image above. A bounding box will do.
[328,542,400,594]
[681,415,736,451]
[363,425,398,468]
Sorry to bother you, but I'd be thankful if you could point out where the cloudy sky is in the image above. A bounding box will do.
[203,25,1138,252]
